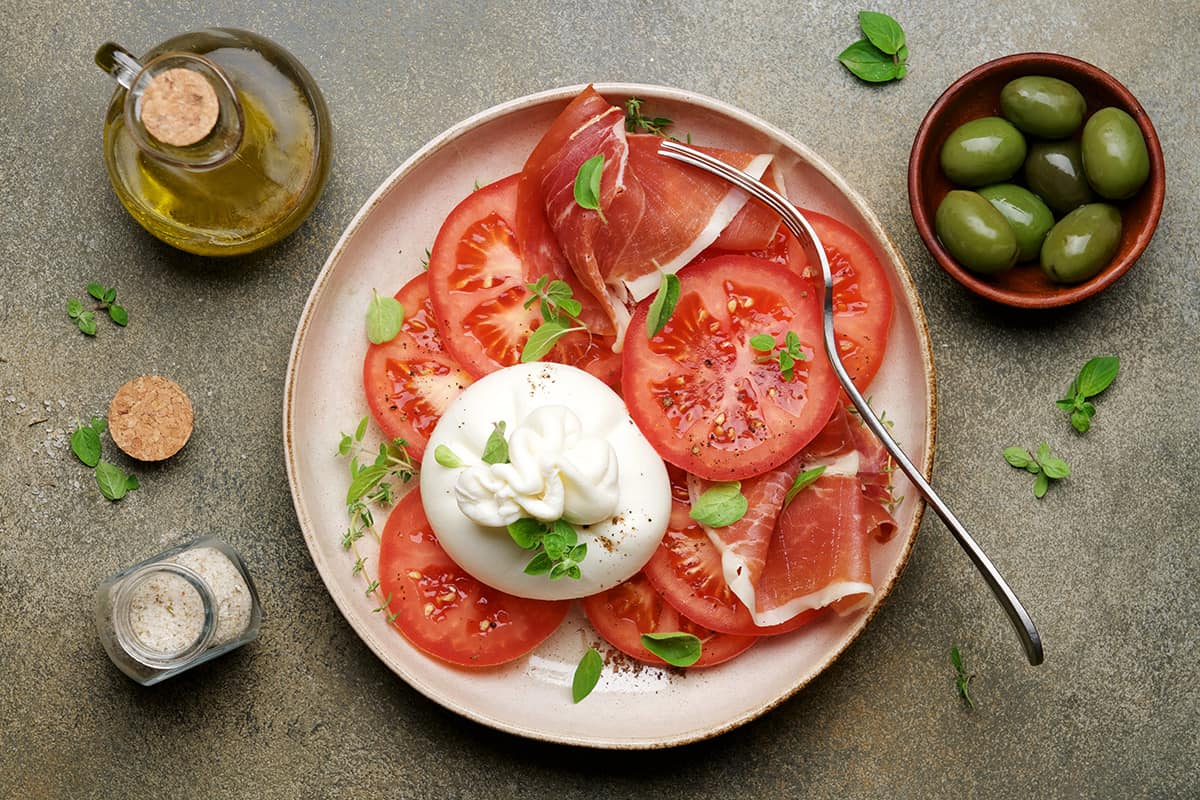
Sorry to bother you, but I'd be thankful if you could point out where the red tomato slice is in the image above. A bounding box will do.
[791,211,894,391]
[643,469,820,636]
[377,489,570,667]
[362,273,472,462]
[426,174,621,386]
[581,572,756,668]
[621,255,839,481]
[701,213,894,390]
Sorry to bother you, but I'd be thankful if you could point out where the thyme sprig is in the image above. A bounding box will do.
[336,415,418,624]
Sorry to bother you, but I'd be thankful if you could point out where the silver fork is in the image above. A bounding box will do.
[658,140,1044,666]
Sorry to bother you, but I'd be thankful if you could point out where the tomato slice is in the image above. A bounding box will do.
[426,174,621,386]
[621,255,839,481]
[701,213,894,390]
[377,489,570,667]
[791,212,894,391]
[362,273,472,462]
[643,469,821,637]
[581,572,756,668]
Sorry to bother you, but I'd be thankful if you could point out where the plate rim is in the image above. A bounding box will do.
[283,81,938,749]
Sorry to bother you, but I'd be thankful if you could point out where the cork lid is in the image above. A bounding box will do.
[108,375,195,461]
[139,67,219,147]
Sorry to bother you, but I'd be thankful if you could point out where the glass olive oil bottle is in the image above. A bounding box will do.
[96,29,331,256]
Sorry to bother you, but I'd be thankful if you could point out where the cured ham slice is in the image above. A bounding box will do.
[689,403,897,626]
[517,86,773,341]
[755,475,874,624]
[709,163,784,252]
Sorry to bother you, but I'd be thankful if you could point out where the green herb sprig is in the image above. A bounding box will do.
[1057,356,1119,433]
[1003,442,1070,498]
[641,632,703,667]
[335,416,418,625]
[573,154,607,223]
[521,276,589,363]
[624,97,674,137]
[838,11,909,83]
[750,331,806,381]
[950,645,975,709]
[507,517,588,580]
[69,416,139,501]
[646,272,680,338]
[572,647,604,702]
[689,481,748,527]
[66,282,128,335]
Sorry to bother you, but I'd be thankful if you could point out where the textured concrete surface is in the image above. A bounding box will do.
[1,1,1197,797]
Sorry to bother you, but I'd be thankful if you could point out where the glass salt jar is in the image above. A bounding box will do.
[95,536,262,685]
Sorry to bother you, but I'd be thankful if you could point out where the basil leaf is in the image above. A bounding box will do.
[524,552,553,575]
[1039,456,1071,480]
[70,425,102,467]
[1033,472,1050,499]
[858,10,905,55]
[749,334,776,352]
[66,298,83,319]
[103,287,117,304]
[337,434,352,456]
[108,304,129,326]
[565,563,581,580]
[355,416,369,442]
[543,530,567,560]
[87,283,106,302]
[646,272,681,338]
[95,461,136,501]
[1055,398,1077,412]
[433,444,464,469]
[784,466,826,507]
[346,464,389,505]
[572,647,603,703]
[1071,410,1091,433]
[481,421,509,464]
[1003,447,1032,469]
[568,543,587,562]
[896,45,910,79]
[125,475,140,491]
[90,416,107,434]
[507,518,546,549]
[520,320,571,363]
[549,562,568,580]
[573,154,606,220]
[838,39,900,83]
[689,481,748,527]
[950,645,964,673]
[1036,442,1051,463]
[778,351,796,381]
[77,311,97,336]
[552,519,577,547]
[641,632,702,667]
[366,290,405,345]
[1076,356,1119,398]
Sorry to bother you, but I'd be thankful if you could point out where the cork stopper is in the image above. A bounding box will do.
[139,68,219,147]
[108,376,195,462]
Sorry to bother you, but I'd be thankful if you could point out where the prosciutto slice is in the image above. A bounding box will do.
[689,404,898,626]
[517,86,773,340]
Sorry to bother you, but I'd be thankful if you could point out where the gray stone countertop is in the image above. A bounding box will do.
[1,1,1196,797]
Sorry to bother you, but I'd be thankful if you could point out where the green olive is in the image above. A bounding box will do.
[1040,203,1122,284]
[935,190,1019,275]
[939,117,1028,187]
[1000,76,1086,139]
[1081,107,1150,199]
[978,183,1055,262]
[1024,140,1094,215]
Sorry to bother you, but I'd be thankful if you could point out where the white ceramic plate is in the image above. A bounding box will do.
[284,83,935,749]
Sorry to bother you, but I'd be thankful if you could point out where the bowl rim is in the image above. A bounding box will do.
[908,51,1165,309]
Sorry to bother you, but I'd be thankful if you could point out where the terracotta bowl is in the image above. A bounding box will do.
[908,52,1164,308]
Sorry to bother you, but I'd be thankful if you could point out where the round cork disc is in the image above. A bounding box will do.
[108,376,195,462]
[139,67,219,147]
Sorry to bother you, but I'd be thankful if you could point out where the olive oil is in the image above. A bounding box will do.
[98,29,331,256]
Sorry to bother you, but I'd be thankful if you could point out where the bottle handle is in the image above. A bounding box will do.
[95,43,142,90]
